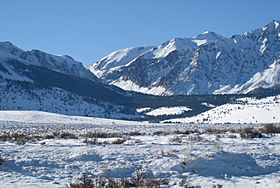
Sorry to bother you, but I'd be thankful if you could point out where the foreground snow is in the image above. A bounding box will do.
[167,95,280,124]
[0,111,280,187]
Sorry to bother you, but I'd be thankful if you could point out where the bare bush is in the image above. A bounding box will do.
[44,134,55,139]
[205,128,225,135]
[67,173,95,188]
[263,124,277,135]
[60,132,78,139]
[153,130,170,136]
[0,154,4,165]
[187,135,204,142]
[126,131,143,136]
[67,172,169,188]
[83,138,99,145]
[82,132,122,139]
[0,134,12,142]
[178,179,194,188]
[84,137,128,145]
[169,136,183,143]
[173,130,195,135]
[13,134,30,145]
[239,128,262,139]
[213,184,223,188]
[227,134,237,139]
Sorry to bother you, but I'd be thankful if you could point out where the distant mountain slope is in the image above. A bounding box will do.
[0,79,135,119]
[0,41,96,81]
[1,41,246,121]
[90,20,280,95]
[0,42,139,119]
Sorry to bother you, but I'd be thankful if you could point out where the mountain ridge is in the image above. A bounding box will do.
[90,20,280,96]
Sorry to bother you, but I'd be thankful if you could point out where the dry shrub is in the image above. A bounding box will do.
[263,124,277,135]
[239,128,262,139]
[0,133,34,144]
[0,134,12,142]
[153,130,170,136]
[84,137,128,145]
[126,131,142,136]
[67,174,94,188]
[213,184,223,188]
[13,134,30,145]
[187,135,204,142]
[84,138,99,145]
[178,179,194,188]
[111,138,127,144]
[169,136,183,143]
[205,128,225,135]
[0,154,5,165]
[60,132,78,139]
[227,134,237,139]
[44,135,55,139]
[67,172,168,188]
[82,132,123,139]
[173,130,195,135]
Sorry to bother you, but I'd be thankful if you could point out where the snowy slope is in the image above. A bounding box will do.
[91,20,280,95]
[0,79,137,119]
[166,95,280,124]
[0,42,142,119]
[0,110,141,125]
[0,41,96,81]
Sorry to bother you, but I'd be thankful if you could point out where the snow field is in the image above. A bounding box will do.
[167,95,280,124]
[0,114,280,187]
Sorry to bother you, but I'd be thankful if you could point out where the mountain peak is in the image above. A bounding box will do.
[272,20,279,29]
[62,55,75,60]
[194,31,225,41]
[168,37,196,49]
[260,20,280,33]
[0,41,25,56]
[91,20,280,96]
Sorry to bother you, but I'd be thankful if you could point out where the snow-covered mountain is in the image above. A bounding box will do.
[0,41,96,81]
[0,42,140,119]
[90,20,280,95]
[0,79,136,119]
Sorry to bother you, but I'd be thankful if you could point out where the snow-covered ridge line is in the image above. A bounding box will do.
[0,41,96,81]
[91,20,280,96]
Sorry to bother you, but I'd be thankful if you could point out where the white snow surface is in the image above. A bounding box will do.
[0,110,140,125]
[146,106,192,116]
[0,111,280,187]
[136,107,151,113]
[112,78,167,95]
[167,95,280,124]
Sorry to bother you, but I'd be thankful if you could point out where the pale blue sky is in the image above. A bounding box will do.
[0,0,279,67]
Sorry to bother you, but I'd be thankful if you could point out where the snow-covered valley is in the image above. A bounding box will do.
[0,111,280,188]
